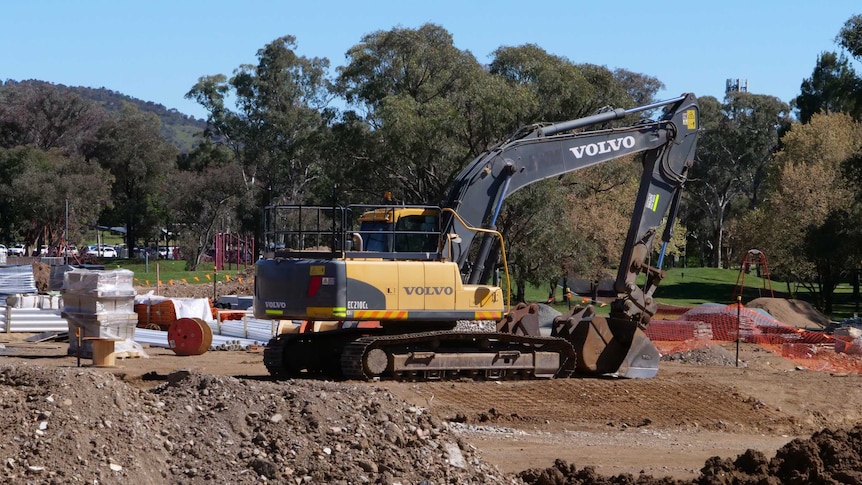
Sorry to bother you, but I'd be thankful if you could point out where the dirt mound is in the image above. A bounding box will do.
[517,425,862,484]
[32,261,50,292]
[0,363,510,484]
[745,297,832,329]
[139,270,255,299]
[660,344,742,366]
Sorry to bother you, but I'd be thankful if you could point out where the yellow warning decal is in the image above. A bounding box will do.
[474,311,503,320]
[354,310,408,319]
[686,109,697,130]
[309,265,326,276]
[646,193,660,212]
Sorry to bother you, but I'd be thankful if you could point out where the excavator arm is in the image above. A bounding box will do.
[439,94,699,378]
[441,93,699,325]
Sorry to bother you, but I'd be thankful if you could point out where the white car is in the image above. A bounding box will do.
[7,244,26,257]
[86,245,118,258]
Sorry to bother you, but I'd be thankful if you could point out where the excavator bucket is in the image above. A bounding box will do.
[552,307,660,378]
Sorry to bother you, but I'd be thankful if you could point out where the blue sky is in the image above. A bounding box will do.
[2,1,859,120]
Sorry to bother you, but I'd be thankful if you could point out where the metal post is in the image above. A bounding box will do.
[736,295,741,367]
[64,199,69,266]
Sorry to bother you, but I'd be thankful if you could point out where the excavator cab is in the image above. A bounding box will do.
[355,207,440,253]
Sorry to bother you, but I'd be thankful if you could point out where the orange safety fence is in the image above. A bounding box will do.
[646,303,862,374]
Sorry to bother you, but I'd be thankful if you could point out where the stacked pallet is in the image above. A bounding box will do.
[62,268,138,361]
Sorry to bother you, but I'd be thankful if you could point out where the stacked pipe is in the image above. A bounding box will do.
[211,310,283,342]
[0,307,68,333]
[134,328,264,351]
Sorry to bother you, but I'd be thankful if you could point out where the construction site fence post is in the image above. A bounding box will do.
[736,296,741,367]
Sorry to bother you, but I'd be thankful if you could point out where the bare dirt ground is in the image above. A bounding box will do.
[1,335,861,484]
[7,265,861,483]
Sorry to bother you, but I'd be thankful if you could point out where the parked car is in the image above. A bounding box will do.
[85,245,117,258]
[7,244,25,257]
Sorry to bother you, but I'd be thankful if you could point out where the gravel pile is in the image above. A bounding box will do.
[661,345,744,367]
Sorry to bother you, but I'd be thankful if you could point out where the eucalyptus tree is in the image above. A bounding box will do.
[87,103,178,253]
[685,93,791,268]
[0,81,105,155]
[186,35,331,235]
[737,113,862,311]
[489,43,668,290]
[489,44,636,123]
[0,82,107,244]
[0,146,112,250]
[796,52,861,123]
[167,141,246,269]
[612,68,666,107]
[838,14,862,62]
[332,23,529,205]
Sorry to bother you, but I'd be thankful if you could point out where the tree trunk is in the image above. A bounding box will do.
[714,223,724,269]
[515,278,526,304]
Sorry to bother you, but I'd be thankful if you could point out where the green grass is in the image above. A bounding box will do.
[106,259,252,288]
[523,267,860,321]
[106,258,860,321]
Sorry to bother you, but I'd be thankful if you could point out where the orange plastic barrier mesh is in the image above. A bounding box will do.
[646,303,862,374]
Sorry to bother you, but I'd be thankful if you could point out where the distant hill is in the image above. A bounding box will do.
[1,80,208,153]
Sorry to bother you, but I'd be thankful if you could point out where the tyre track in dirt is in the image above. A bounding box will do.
[380,375,795,433]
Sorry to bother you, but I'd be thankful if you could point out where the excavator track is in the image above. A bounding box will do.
[264,328,385,379]
[265,329,578,381]
[263,334,291,379]
[340,330,577,381]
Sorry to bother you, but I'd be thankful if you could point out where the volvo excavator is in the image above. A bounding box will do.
[254,93,699,381]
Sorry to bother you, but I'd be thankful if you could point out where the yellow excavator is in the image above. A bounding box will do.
[254,93,699,380]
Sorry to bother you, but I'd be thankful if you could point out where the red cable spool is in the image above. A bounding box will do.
[168,317,213,356]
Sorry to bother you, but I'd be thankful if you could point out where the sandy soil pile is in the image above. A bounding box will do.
[745,297,832,329]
